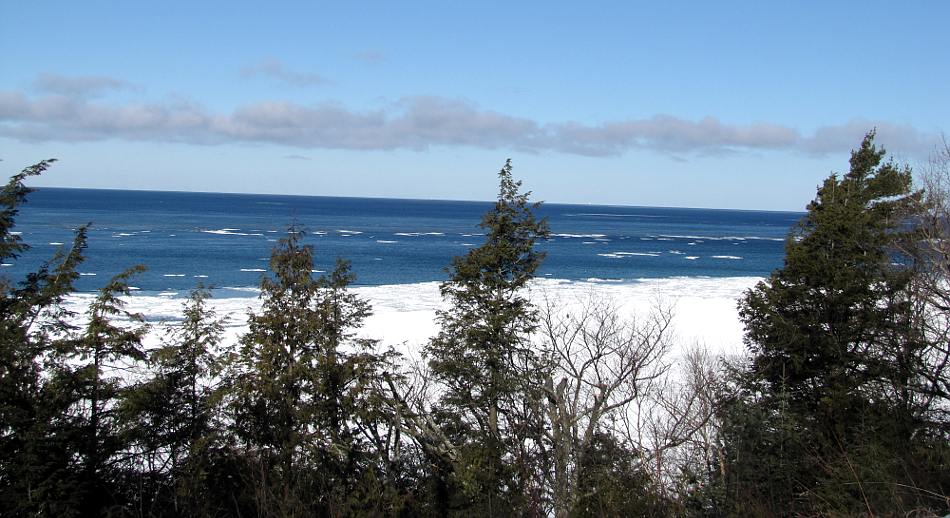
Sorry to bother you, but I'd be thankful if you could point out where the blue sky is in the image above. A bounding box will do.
[1,1,947,210]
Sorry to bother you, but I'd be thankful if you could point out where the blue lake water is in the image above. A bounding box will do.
[7,188,801,294]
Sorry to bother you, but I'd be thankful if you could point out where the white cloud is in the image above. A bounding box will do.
[0,85,939,159]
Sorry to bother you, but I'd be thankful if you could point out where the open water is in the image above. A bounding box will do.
[8,188,801,296]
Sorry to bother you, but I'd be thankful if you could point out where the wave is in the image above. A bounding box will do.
[202,229,265,236]
[598,252,661,258]
[553,233,607,239]
[657,234,783,242]
[711,255,743,260]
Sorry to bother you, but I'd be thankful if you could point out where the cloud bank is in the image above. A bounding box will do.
[0,85,938,158]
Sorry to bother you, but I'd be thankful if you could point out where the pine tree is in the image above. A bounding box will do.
[424,159,550,514]
[722,132,948,514]
[0,160,90,516]
[64,266,149,515]
[224,227,398,515]
[120,286,227,516]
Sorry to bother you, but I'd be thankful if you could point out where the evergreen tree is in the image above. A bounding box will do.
[120,286,228,516]
[0,160,90,516]
[224,227,400,516]
[424,159,550,514]
[62,266,149,515]
[721,132,949,514]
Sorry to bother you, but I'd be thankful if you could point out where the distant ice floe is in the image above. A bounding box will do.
[658,234,782,242]
[202,229,264,237]
[553,233,607,239]
[598,252,661,259]
[711,255,743,260]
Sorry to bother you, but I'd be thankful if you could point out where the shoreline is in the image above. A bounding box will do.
[63,275,761,359]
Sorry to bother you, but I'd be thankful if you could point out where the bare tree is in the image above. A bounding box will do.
[906,137,950,424]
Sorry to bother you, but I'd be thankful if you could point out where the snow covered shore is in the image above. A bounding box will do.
[63,276,761,359]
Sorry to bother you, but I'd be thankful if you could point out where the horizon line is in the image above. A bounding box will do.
[31,184,806,214]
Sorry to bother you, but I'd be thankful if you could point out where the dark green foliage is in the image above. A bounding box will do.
[0,160,92,517]
[721,132,950,515]
[224,227,406,516]
[571,433,666,518]
[424,159,551,514]
[64,266,149,515]
[119,286,230,516]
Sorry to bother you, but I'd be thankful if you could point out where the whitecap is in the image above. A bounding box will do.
[376,240,398,244]
[685,256,700,260]
[163,274,186,277]
[598,252,660,258]
[79,272,97,276]
[240,268,266,272]
[202,229,264,237]
[711,255,743,260]
[553,233,607,239]
[337,230,363,235]
[49,242,64,246]
[658,234,782,242]
[194,275,208,278]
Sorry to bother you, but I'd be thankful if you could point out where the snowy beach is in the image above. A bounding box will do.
[64,276,760,359]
